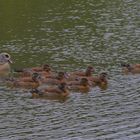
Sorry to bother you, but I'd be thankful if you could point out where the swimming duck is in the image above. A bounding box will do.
[0,53,12,76]
[121,63,140,74]
[88,72,108,89]
[41,71,67,85]
[7,73,42,89]
[14,64,54,77]
[67,66,95,81]
[72,66,94,76]
[68,78,91,93]
[31,82,69,98]
[30,64,51,72]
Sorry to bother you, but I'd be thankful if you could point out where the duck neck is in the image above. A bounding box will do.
[32,77,38,82]
[85,70,91,76]
[57,76,64,81]
[82,83,88,87]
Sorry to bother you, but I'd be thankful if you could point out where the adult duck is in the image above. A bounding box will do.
[121,63,140,74]
[31,82,69,98]
[0,53,12,76]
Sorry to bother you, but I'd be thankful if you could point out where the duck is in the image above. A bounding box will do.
[0,53,12,76]
[14,64,54,77]
[41,71,67,85]
[32,64,55,78]
[68,78,91,93]
[88,72,108,89]
[121,63,140,74]
[7,72,42,89]
[71,65,94,77]
[30,64,51,72]
[67,66,95,81]
[31,82,69,98]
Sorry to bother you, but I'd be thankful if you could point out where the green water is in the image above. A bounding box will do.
[0,0,140,139]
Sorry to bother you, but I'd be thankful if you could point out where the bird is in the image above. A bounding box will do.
[88,72,108,90]
[0,52,12,76]
[121,63,140,74]
[7,73,42,89]
[41,71,67,85]
[31,82,69,98]
[14,64,54,77]
[67,78,91,93]
[66,66,95,81]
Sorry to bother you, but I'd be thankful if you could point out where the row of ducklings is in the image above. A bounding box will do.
[1,52,140,75]
[7,64,108,99]
[1,52,140,99]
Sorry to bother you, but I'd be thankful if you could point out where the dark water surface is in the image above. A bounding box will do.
[0,0,140,139]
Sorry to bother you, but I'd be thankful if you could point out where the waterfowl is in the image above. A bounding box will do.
[121,63,140,74]
[0,53,12,76]
[7,73,42,89]
[68,78,91,93]
[71,66,94,77]
[89,72,108,89]
[31,82,69,98]
[67,66,95,81]
[30,64,51,72]
[33,64,55,78]
[14,64,53,77]
[41,71,67,85]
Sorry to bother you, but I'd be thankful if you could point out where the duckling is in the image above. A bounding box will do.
[31,82,69,98]
[17,73,42,82]
[8,73,42,89]
[14,64,54,77]
[121,63,140,74]
[41,71,67,85]
[30,64,51,72]
[87,72,108,89]
[68,78,91,93]
[33,64,55,78]
[67,66,95,81]
[0,53,12,76]
[71,66,94,77]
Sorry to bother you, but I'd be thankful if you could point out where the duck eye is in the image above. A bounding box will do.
[5,54,9,58]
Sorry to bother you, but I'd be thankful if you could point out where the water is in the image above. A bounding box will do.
[0,0,140,139]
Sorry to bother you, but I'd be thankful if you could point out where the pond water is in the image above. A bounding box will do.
[0,0,140,139]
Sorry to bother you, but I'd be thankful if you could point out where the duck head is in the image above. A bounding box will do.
[56,72,65,80]
[42,64,51,72]
[0,53,12,64]
[121,63,131,68]
[32,73,41,82]
[85,66,95,76]
[58,82,67,92]
[121,63,133,71]
[99,72,108,80]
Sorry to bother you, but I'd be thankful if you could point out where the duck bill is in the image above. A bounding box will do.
[8,59,13,64]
